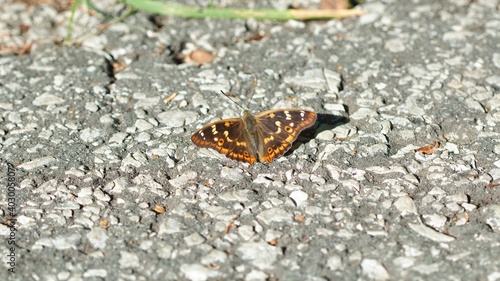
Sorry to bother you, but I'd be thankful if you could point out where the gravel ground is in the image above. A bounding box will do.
[1,0,500,280]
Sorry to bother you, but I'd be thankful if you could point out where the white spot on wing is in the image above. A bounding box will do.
[211,125,219,135]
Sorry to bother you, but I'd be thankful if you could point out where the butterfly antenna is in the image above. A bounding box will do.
[220,90,246,111]
[245,77,257,109]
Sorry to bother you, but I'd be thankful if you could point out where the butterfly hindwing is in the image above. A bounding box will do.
[254,109,317,163]
[191,118,258,164]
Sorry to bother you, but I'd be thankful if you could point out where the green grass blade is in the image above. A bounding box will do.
[118,0,364,20]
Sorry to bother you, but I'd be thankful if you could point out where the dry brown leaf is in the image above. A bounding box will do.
[225,221,234,234]
[488,181,499,189]
[157,43,165,55]
[112,61,128,73]
[290,8,365,20]
[416,141,440,155]
[20,0,73,12]
[243,31,269,42]
[99,220,109,228]
[185,50,215,65]
[1,41,34,55]
[267,239,277,246]
[153,205,166,214]
[320,0,350,10]
[294,214,306,222]
[19,24,30,35]
[163,92,177,103]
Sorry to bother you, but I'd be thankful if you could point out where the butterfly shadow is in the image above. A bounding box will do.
[286,113,350,156]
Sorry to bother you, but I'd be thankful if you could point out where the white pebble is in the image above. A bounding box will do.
[289,190,308,207]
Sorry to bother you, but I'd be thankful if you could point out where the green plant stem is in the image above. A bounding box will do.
[119,0,364,20]
[65,0,80,42]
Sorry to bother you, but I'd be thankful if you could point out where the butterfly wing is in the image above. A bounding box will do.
[253,109,317,163]
[191,118,258,164]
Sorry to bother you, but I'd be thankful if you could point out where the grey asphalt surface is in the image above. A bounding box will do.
[1,0,500,280]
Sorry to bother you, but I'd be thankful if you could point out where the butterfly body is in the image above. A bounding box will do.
[241,110,259,155]
[191,109,317,164]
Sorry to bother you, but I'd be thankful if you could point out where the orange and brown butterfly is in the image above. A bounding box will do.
[191,108,317,164]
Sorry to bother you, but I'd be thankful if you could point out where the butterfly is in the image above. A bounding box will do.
[191,109,317,164]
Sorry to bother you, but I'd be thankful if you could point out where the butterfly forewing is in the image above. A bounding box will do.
[254,109,317,163]
[191,118,258,164]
